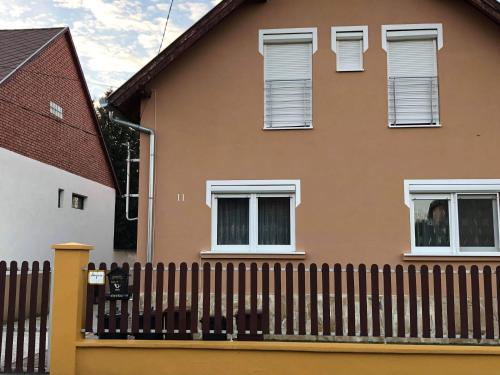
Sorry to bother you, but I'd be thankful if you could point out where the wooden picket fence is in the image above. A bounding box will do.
[84,262,500,343]
[0,261,51,374]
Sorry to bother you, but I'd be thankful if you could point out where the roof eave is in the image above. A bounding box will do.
[108,0,266,117]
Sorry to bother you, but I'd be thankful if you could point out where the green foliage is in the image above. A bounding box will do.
[97,91,139,250]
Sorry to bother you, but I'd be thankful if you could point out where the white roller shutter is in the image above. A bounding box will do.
[264,42,312,128]
[337,39,363,71]
[387,37,439,125]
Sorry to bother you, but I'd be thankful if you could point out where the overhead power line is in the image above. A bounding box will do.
[158,0,175,55]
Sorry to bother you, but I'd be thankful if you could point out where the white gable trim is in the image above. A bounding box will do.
[331,25,368,53]
[206,180,301,207]
[259,28,318,55]
[404,179,500,207]
[381,23,443,51]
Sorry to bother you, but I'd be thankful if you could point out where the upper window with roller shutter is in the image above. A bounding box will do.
[382,24,443,127]
[331,26,368,72]
[259,28,317,129]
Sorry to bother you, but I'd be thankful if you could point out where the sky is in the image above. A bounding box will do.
[0,0,221,100]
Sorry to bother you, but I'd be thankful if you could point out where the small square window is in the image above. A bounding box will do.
[331,26,368,72]
[72,194,86,210]
[49,101,63,119]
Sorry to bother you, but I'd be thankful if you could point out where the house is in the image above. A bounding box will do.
[0,27,118,263]
[109,0,500,265]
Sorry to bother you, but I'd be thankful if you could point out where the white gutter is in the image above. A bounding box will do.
[109,111,155,263]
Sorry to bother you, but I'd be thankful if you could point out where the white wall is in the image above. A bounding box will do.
[0,147,115,264]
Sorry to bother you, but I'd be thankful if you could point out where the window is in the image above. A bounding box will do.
[72,193,86,210]
[331,26,368,72]
[58,188,64,208]
[207,180,300,253]
[382,24,442,127]
[49,101,63,119]
[405,180,500,256]
[259,28,317,129]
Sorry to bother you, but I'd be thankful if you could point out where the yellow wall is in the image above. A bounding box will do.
[75,340,500,375]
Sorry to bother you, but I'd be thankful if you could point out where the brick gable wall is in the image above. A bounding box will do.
[0,32,115,189]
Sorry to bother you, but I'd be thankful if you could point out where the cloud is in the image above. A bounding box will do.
[0,0,219,98]
[177,1,210,22]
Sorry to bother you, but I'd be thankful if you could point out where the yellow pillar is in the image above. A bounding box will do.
[50,242,93,375]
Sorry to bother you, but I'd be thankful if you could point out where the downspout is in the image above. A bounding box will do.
[109,111,155,263]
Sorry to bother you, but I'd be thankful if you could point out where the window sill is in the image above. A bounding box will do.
[388,123,442,129]
[200,251,306,260]
[336,69,364,72]
[262,126,313,131]
[403,252,500,262]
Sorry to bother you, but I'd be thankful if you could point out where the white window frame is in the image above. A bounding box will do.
[331,25,368,72]
[404,179,500,256]
[259,28,317,130]
[49,101,63,119]
[382,23,443,128]
[207,180,300,254]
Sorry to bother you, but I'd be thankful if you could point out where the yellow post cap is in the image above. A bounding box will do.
[52,242,94,251]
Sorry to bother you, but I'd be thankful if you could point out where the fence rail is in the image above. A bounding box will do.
[0,261,51,374]
[84,262,500,344]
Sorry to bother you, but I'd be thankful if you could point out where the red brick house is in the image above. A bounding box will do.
[0,27,118,263]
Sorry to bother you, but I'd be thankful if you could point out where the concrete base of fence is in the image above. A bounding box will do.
[74,340,500,375]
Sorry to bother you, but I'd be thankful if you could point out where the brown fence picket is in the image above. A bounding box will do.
[215,262,223,334]
[383,265,393,338]
[131,262,141,334]
[238,263,246,334]
[322,264,331,336]
[155,263,164,334]
[143,263,153,334]
[191,263,199,334]
[274,263,282,335]
[298,263,306,335]
[108,263,118,335]
[201,262,210,334]
[395,265,405,338]
[458,266,468,338]
[85,263,96,332]
[408,265,417,338]
[371,265,380,337]
[38,261,50,373]
[226,263,234,335]
[166,263,176,334]
[286,263,294,335]
[250,263,258,335]
[97,263,106,336]
[15,261,28,372]
[358,264,368,337]
[334,264,343,336]
[261,263,269,335]
[433,265,443,338]
[120,263,130,334]
[4,261,17,371]
[0,261,5,368]
[27,261,39,373]
[445,265,456,339]
[470,265,481,339]
[483,266,494,339]
[310,264,318,336]
[421,265,430,338]
[178,263,188,335]
[346,264,355,336]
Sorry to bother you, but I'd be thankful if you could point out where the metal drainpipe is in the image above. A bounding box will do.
[109,111,155,263]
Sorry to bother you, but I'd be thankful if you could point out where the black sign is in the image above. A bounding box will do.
[107,267,129,300]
